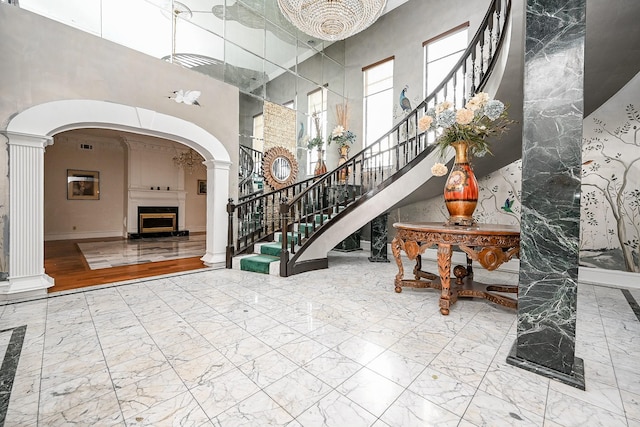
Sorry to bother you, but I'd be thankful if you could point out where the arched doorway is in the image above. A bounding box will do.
[4,100,231,298]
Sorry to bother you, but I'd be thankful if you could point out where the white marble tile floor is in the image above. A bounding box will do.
[1,250,638,426]
[77,234,206,270]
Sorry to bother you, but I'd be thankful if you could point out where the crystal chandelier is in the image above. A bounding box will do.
[277,0,388,41]
[173,148,204,174]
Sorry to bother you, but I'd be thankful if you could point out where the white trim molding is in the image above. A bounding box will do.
[578,266,640,290]
[201,158,232,268]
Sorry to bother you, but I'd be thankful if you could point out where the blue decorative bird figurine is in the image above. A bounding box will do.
[501,198,514,213]
[400,85,412,113]
[298,122,305,143]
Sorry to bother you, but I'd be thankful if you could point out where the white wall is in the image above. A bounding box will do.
[44,132,126,240]
[183,167,207,233]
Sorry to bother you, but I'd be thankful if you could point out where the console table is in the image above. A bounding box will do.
[391,222,520,315]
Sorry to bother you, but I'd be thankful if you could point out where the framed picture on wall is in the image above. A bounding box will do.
[67,169,100,200]
[197,179,207,195]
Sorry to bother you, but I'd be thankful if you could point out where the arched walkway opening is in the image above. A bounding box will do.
[4,100,231,298]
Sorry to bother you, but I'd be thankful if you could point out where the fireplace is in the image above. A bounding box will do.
[137,206,178,235]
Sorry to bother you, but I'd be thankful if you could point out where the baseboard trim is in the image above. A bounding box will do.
[360,241,639,290]
[578,266,640,290]
[45,230,124,241]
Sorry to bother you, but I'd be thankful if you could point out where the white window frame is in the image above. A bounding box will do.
[423,22,469,106]
[252,113,264,154]
[307,87,327,175]
[363,57,394,168]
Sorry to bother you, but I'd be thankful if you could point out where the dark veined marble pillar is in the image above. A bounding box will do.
[369,213,390,262]
[506,0,586,389]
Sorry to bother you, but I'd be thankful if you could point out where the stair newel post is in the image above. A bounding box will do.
[279,197,290,277]
[226,198,235,268]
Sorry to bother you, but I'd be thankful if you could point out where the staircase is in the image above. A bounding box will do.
[227,0,513,275]
[234,214,329,274]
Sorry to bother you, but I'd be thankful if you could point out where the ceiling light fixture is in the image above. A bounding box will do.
[276,0,388,41]
[173,148,205,174]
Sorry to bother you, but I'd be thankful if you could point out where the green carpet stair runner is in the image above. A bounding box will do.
[259,242,282,257]
[239,214,331,274]
[239,254,279,274]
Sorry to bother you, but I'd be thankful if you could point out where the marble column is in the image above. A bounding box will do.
[369,213,390,262]
[507,0,585,389]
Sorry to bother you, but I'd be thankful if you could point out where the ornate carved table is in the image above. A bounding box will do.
[391,222,520,315]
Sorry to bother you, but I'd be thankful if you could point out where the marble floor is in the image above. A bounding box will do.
[77,234,206,270]
[1,251,639,426]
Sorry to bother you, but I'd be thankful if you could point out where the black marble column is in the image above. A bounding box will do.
[369,213,390,262]
[506,0,585,389]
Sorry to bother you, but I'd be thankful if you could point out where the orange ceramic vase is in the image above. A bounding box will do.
[314,149,327,176]
[444,141,478,225]
[337,144,349,183]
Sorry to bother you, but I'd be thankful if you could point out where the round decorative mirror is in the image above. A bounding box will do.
[272,156,291,181]
[262,147,298,190]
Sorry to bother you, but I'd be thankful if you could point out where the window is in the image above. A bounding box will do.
[363,57,394,167]
[252,113,264,154]
[423,23,469,106]
[307,87,327,174]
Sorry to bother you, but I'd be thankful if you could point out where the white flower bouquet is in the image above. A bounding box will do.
[419,92,513,176]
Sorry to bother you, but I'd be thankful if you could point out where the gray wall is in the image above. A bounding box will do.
[344,0,492,154]
[0,4,239,274]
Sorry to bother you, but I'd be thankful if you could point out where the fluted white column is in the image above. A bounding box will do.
[6,132,54,295]
[200,158,231,267]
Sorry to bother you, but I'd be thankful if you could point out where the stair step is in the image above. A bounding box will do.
[236,212,336,276]
[260,242,282,257]
[314,214,329,224]
[277,232,299,245]
[240,254,279,274]
[299,222,315,234]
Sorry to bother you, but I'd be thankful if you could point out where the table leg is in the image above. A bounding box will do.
[437,243,452,315]
[391,237,404,293]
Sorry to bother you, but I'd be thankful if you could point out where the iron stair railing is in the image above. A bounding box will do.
[226,0,511,273]
[226,175,321,266]
[238,145,264,202]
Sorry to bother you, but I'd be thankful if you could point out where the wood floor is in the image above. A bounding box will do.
[44,238,207,293]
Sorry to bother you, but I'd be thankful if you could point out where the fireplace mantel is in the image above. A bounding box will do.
[127,188,187,235]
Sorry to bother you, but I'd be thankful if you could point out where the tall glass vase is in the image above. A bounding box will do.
[314,149,327,176]
[444,141,478,226]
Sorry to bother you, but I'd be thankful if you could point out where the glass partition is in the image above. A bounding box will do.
[16,0,347,180]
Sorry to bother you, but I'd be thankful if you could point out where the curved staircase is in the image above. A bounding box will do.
[228,0,513,276]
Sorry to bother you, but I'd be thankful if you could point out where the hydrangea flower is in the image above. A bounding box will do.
[431,162,449,177]
[417,92,513,171]
[484,100,505,120]
[437,109,456,128]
